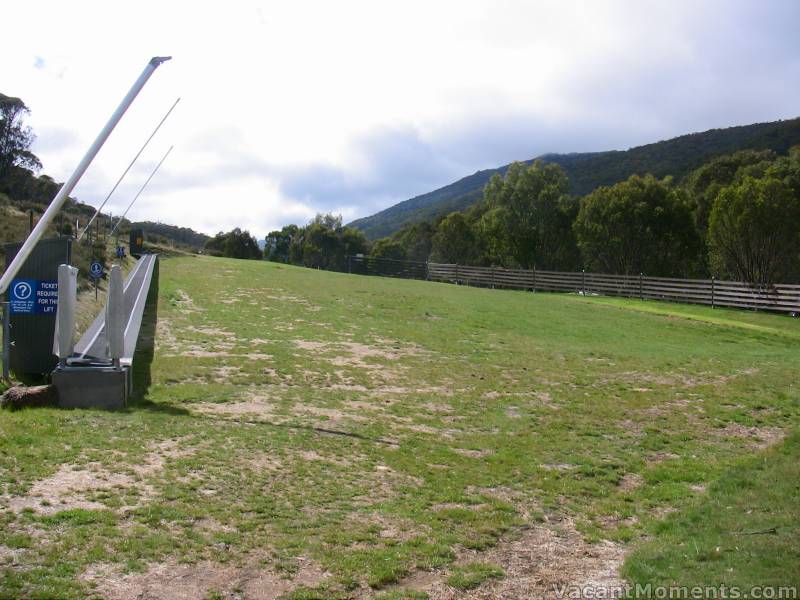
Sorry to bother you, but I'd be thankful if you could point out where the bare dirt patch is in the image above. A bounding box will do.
[395,518,626,600]
[604,368,762,392]
[4,438,196,515]
[617,473,644,492]
[210,365,243,383]
[712,423,784,449]
[540,463,578,472]
[292,339,428,373]
[194,397,281,420]
[453,448,494,458]
[186,325,236,338]
[174,289,203,313]
[179,349,234,358]
[245,353,274,361]
[5,462,132,514]
[645,451,680,465]
[81,554,329,600]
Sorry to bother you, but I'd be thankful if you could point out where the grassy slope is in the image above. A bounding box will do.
[624,432,800,590]
[0,257,798,598]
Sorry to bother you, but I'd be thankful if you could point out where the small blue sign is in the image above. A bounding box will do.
[90,261,104,279]
[9,279,58,315]
[116,246,125,258]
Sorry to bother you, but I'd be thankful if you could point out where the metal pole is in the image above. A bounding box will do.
[77,97,180,242]
[111,145,173,235]
[0,56,171,296]
[711,276,715,309]
[2,301,9,380]
[55,264,78,368]
[107,265,124,370]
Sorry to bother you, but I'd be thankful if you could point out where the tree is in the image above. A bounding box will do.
[475,206,512,267]
[0,94,41,183]
[286,214,368,271]
[683,149,776,242]
[574,174,701,276]
[370,238,407,261]
[708,174,800,285]
[265,224,298,262]
[204,228,262,259]
[430,212,478,263]
[482,161,578,269]
[390,221,435,262]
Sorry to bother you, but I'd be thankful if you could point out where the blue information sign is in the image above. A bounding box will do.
[9,279,58,315]
[90,261,104,279]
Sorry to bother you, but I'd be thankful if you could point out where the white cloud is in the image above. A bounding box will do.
[4,0,799,239]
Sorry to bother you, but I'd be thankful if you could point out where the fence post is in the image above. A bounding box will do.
[711,276,715,309]
[532,266,536,293]
[639,272,643,301]
[491,266,495,289]
[582,269,586,296]
[455,264,459,285]
[2,301,10,380]
[425,261,430,281]
[347,255,351,274]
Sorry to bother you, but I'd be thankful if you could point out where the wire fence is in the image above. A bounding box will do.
[346,255,800,315]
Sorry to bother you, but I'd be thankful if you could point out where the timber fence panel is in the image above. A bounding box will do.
[345,257,800,314]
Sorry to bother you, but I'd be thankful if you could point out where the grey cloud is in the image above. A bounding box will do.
[69,0,800,229]
[277,125,465,214]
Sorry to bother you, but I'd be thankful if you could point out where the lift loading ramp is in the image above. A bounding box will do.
[52,254,158,409]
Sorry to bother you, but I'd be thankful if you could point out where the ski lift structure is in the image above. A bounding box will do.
[1,56,173,408]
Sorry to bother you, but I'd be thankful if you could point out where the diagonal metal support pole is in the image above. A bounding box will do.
[111,145,174,236]
[78,97,180,243]
[0,56,172,296]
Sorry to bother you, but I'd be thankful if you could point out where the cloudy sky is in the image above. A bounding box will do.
[5,0,799,238]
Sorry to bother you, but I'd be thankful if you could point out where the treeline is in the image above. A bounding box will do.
[257,146,800,286]
[131,221,210,250]
[212,216,370,271]
[264,214,368,270]
[367,148,800,285]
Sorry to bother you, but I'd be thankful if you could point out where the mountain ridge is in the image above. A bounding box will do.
[348,117,800,239]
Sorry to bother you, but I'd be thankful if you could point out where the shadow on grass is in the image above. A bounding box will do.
[193,413,401,447]
[127,257,190,417]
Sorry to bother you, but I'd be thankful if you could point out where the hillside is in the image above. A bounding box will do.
[349,117,800,239]
[130,221,210,251]
[2,256,798,596]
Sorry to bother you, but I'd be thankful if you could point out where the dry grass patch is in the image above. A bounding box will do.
[395,518,626,600]
[3,438,197,515]
[81,554,330,600]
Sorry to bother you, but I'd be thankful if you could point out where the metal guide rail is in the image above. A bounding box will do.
[52,254,158,409]
[72,254,157,366]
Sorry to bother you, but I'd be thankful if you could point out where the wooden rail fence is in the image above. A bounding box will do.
[347,256,800,315]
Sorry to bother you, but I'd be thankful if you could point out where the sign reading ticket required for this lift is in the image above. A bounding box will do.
[9,279,58,315]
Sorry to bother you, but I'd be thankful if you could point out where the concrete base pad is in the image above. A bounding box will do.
[52,367,129,410]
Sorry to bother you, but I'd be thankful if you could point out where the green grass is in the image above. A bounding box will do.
[1,256,798,598]
[446,562,504,589]
[623,432,800,589]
